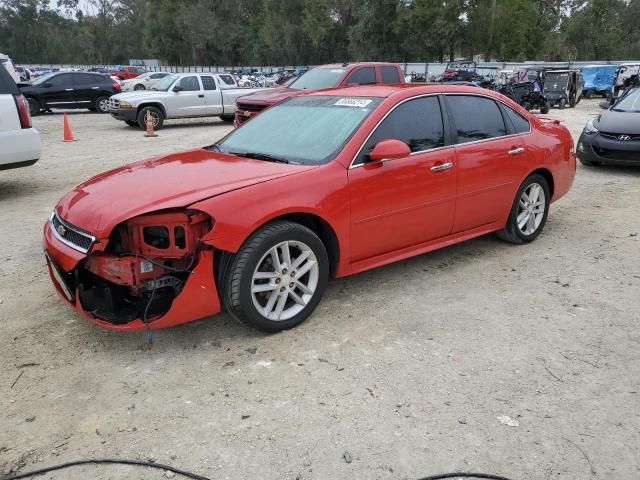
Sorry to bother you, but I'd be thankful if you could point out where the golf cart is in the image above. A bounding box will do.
[543,69,583,108]
[498,69,550,113]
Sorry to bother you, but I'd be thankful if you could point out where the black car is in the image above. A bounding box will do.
[19,71,120,116]
[577,88,640,166]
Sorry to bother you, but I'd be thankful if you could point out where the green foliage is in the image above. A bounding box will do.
[0,0,639,65]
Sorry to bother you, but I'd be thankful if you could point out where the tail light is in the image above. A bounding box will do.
[13,94,32,129]
[113,82,121,91]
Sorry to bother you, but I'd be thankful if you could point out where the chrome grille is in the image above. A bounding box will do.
[50,213,95,253]
[109,98,120,109]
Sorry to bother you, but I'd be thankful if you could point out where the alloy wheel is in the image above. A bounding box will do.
[251,240,319,321]
[98,98,109,112]
[517,182,546,235]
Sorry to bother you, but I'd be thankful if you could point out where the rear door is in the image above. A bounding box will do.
[201,75,223,115]
[165,75,206,117]
[444,94,526,233]
[72,73,102,106]
[348,95,456,263]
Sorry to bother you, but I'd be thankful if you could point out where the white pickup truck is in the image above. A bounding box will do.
[108,72,265,130]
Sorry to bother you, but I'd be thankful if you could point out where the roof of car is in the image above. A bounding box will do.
[317,62,401,69]
[308,83,488,99]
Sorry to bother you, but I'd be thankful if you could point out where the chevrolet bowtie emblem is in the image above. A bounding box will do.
[56,224,67,236]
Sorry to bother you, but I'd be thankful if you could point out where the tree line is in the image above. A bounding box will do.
[1,0,638,66]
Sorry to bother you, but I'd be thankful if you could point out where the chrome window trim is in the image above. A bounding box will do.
[49,212,96,254]
[349,92,533,169]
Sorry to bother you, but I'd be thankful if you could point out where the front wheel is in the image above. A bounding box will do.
[221,220,329,332]
[540,103,550,114]
[497,174,550,244]
[136,106,164,130]
[559,98,566,109]
[95,96,110,113]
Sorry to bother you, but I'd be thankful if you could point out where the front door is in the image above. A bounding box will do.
[200,76,223,116]
[41,73,77,109]
[165,75,206,117]
[348,95,456,263]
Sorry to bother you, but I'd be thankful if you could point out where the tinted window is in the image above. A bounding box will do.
[446,95,507,144]
[201,76,216,90]
[0,63,19,94]
[150,73,167,79]
[381,66,401,84]
[220,74,236,85]
[289,68,344,90]
[356,96,444,164]
[347,67,376,85]
[178,76,200,91]
[73,73,99,84]
[503,106,530,134]
[48,74,74,87]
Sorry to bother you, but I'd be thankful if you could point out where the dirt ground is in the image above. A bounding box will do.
[1,100,639,480]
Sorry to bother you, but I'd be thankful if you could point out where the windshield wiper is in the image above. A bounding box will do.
[229,151,291,164]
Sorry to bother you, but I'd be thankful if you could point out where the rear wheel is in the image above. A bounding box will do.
[136,106,164,131]
[498,174,550,244]
[540,103,550,114]
[27,97,40,116]
[221,220,329,332]
[95,96,110,113]
[134,84,145,90]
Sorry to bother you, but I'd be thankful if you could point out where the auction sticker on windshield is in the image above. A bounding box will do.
[334,98,373,108]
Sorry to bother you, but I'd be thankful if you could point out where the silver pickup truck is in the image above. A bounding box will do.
[108,72,265,130]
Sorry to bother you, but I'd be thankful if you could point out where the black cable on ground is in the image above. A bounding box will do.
[1,457,514,480]
[0,458,211,480]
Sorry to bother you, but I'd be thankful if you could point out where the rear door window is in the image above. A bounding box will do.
[347,67,376,86]
[355,96,445,164]
[201,76,217,91]
[446,95,507,144]
[380,66,401,84]
[503,105,530,134]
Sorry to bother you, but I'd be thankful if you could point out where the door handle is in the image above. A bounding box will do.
[430,162,453,172]
[198,94,204,98]
[65,88,74,91]
[91,86,100,89]
[508,147,525,155]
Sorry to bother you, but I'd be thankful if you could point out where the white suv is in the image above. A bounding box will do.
[0,62,41,171]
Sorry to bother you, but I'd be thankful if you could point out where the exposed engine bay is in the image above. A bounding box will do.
[76,210,212,325]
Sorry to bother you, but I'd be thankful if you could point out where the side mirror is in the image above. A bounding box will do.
[173,85,182,92]
[368,139,411,162]
[599,99,611,109]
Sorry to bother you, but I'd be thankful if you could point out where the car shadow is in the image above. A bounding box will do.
[0,178,43,201]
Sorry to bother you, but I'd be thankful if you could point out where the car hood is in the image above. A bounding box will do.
[236,87,299,106]
[111,90,167,102]
[595,111,640,135]
[55,149,316,238]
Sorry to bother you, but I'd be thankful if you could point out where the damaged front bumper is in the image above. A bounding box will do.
[43,218,221,331]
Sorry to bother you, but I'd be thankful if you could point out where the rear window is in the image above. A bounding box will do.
[381,66,401,84]
[0,62,19,93]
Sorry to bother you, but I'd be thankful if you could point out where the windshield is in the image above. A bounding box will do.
[612,89,640,112]
[32,73,56,85]
[217,96,381,165]
[289,68,345,90]
[152,74,178,91]
[545,73,569,91]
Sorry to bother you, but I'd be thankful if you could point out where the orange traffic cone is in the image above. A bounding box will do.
[144,110,158,138]
[63,114,76,142]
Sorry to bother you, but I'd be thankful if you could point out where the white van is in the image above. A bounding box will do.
[0,53,20,83]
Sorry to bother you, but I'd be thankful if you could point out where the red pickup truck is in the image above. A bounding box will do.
[114,66,147,80]
[234,62,405,127]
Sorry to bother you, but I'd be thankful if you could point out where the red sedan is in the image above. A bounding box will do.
[44,85,576,332]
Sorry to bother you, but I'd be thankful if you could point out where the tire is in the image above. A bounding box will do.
[585,91,593,99]
[221,220,329,332]
[497,174,550,244]
[134,84,145,90]
[559,98,566,109]
[540,103,550,114]
[136,106,164,131]
[27,97,40,116]
[569,95,576,108]
[95,96,110,113]
[219,114,234,122]
[125,120,139,127]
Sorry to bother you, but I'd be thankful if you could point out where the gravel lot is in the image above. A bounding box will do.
[1,101,639,480]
